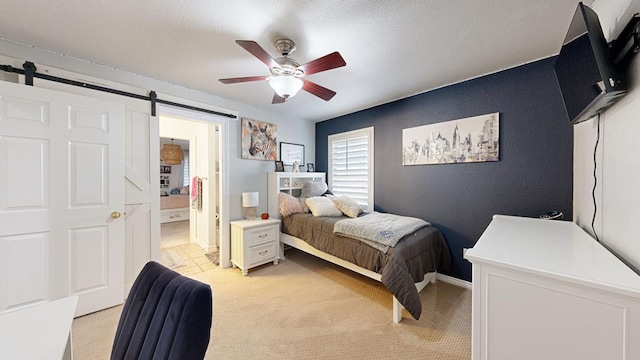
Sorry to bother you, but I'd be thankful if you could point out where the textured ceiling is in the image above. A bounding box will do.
[0,0,595,122]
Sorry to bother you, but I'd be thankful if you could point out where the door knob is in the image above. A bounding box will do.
[111,211,121,219]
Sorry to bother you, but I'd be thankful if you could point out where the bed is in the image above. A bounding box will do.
[280,205,451,323]
[160,194,190,223]
[268,172,451,322]
[279,213,450,323]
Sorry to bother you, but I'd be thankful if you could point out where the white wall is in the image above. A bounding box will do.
[574,0,640,271]
[0,39,316,221]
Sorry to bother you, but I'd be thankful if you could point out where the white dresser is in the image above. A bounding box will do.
[160,207,189,223]
[464,215,640,360]
[230,218,281,276]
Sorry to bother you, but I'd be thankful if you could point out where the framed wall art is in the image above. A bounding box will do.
[280,142,304,166]
[402,112,499,165]
[241,118,278,161]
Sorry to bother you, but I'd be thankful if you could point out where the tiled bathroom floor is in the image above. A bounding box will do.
[160,221,217,275]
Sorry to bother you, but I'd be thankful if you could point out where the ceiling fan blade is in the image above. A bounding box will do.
[219,75,268,84]
[298,52,346,76]
[302,79,337,101]
[272,93,286,104]
[236,40,280,69]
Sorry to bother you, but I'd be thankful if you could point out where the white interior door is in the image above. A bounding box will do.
[0,81,124,316]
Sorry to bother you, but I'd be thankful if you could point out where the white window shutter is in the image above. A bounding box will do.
[182,150,189,187]
[329,127,374,211]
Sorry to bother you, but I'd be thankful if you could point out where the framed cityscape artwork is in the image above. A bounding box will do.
[402,112,499,165]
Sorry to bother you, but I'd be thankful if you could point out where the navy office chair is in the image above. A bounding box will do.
[111,261,212,360]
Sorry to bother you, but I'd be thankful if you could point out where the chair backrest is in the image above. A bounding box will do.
[111,261,212,360]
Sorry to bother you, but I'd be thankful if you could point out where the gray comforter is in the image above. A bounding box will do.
[281,213,451,320]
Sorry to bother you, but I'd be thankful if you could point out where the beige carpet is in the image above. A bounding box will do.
[72,249,471,360]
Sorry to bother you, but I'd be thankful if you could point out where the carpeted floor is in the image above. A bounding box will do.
[72,249,471,359]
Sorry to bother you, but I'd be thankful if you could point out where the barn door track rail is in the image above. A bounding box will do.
[0,61,237,119]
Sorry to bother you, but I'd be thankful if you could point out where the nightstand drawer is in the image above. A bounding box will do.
[247,242,277,267]
[246,226,277,246]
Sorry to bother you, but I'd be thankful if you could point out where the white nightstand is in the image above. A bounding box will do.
[230,218,281,276]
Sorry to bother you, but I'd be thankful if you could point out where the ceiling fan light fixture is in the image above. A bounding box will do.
[269,76,303,99]
[220,39,345,103]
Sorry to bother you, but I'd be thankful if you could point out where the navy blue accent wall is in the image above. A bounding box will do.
[316,57,573,281]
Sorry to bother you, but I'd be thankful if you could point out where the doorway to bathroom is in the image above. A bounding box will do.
[158,106,226,274]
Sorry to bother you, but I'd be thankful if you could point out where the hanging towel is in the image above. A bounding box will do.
[191,176,203,210]
[191,176,198,200]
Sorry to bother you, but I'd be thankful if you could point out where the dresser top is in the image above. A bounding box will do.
[465,215,640,297]
[230,218,280,229]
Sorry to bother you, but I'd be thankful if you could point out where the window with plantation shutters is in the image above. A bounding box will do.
[328,127,374,212]
[182,150,189,187]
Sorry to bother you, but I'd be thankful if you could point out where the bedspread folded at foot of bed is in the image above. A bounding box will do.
[333,211,430,253]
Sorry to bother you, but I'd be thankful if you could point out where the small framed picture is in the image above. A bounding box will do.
[280,142,304,166]
[307,163,315,172]
[274,160,284,172]
[160,166,171,174]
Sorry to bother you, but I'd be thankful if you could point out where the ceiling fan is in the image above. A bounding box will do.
[219,39,346,104]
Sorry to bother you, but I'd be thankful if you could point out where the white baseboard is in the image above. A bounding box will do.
[437,273,472,289]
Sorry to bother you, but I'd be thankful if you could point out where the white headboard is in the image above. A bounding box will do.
[267,172,326,219]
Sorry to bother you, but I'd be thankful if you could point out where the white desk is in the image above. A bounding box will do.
[0,296,78,360]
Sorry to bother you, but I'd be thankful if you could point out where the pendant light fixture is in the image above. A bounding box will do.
[160,139,184,165]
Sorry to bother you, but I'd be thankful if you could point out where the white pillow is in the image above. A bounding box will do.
[332,196,363,218]
[305,196,343,217]
[300,182,329,213]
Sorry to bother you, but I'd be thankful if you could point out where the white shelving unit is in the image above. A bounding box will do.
[268,172,325,218]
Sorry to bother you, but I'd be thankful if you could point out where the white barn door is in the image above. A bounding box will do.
[123,103,159,295]
[0,81,125,316]
[29,73,160,298]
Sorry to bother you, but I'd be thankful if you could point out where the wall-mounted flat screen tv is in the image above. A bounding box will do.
[554,2,626,125]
